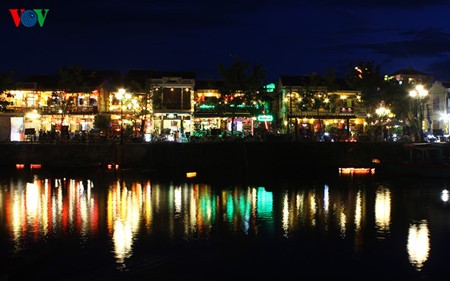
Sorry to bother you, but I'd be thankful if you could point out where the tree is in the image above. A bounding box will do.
[57,65,91,93]
[345,61,384,113]
[93,114,111,136]
[292,72,336,139]
[295,73,330,114]
[378,79,409,121]
[129,75,162,136]
[56,65,96,132]
[217,57,266,135]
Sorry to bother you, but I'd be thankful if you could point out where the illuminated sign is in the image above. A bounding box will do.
[339,167,375,175]
[198,104,215,110]
[264,83,275,93]
[257,115,273,122]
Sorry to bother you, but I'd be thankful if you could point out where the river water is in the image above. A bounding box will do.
[0,169,449,280]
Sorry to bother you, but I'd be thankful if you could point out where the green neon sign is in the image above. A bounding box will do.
[264,83,275,93]
[257,114,273,122]
[198,104,215,110]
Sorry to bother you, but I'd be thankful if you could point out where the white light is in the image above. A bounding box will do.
[409,85,428,99]
[441,189,449,202]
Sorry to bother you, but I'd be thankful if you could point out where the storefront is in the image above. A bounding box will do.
[288,114,362,141]
[153,113,192,137]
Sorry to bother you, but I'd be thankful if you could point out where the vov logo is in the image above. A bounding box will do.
[9,9,50,27]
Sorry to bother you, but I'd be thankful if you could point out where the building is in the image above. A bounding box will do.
[429,81,450,135]
[386,68,435,139]
[2,70,121,141]
[277,74,365,141]
[125,70,195,139]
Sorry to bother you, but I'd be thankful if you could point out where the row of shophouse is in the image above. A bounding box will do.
[1,68,450,142]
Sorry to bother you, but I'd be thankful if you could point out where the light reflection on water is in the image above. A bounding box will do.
[375,185,391,239]
[0,174,449,279]
[408,220,430,271]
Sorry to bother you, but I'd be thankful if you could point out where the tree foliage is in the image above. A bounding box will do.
[218,57,266,103]
[57,65,92,93]
[345,61,384,111]
[295,72,335,114]
[217,57,267,133]
[129,75,164,134]
[93,114,111,135]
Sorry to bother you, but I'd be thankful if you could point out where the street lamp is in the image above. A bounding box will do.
[375,102,390,141]
[409,85,429,142]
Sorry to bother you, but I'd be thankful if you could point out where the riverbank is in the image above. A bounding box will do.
[0,141,411,179]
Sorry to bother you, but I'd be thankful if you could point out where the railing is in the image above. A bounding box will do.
[7,106,98,115]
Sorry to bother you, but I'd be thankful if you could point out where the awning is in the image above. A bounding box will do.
[288,113,357,119]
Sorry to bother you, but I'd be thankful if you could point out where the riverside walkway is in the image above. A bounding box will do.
[0,141,411,179]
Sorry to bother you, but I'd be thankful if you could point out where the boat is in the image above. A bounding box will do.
[381,143,450,178]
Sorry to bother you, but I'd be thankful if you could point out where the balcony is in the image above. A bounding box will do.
[7,106,99,115]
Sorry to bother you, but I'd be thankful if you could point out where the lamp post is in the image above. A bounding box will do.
[375,102,390,141]
[409,85,429,142]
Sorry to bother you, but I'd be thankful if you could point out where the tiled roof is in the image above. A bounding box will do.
[278,74,329,88]
[195,80,225,90]
[388,68,431,77]
[17,74,59,90]
[81,70,123,89]
[126,69,196,81]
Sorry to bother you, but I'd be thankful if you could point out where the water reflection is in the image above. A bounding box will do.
[1,176,98,255]
[0,174,448,278]
[375,186,391,239]
[407,220,430,271]
[107,179,149,267]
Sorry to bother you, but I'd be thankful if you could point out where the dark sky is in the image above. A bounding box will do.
[2,0,450,82]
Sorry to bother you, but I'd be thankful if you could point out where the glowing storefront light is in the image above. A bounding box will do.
[407,221,430,271]
[10,117,23,141]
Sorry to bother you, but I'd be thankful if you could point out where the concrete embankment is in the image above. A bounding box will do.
[0,141,409,179]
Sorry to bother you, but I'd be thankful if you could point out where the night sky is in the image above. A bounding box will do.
[2,0,450,83]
